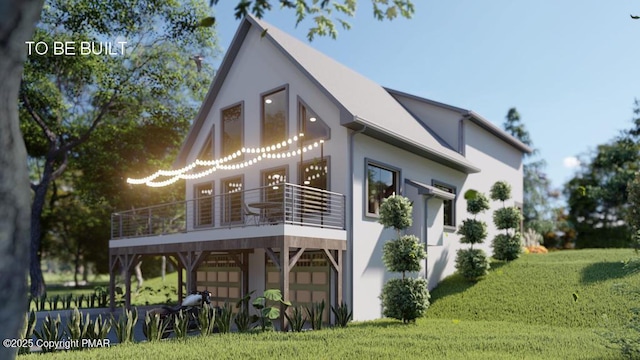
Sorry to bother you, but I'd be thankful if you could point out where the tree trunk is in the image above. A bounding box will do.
[29,160,54,296]
[161,255,166,282]
[0,1,45,359]
[134,261,143,291]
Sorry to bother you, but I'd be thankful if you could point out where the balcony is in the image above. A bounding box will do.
[110,183,346,243]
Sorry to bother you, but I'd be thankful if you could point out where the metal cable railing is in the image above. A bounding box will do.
[111,183,345,239]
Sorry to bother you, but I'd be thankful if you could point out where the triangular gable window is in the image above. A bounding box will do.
[198,128,214,160]
[299,100,330,143]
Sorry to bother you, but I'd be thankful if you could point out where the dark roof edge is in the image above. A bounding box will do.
[405,179,456,200]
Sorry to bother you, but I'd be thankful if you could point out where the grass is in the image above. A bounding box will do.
[21,249,639,359]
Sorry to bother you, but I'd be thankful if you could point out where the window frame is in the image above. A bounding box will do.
[431,180,457,230]
[194,182,215,228]
[298,157,331,191]
[297,97,330,144]
[221,101,244,161]
[365,159,401,218]
[197,125,215,161]
[220,175,244,226]
[261,85,289,148]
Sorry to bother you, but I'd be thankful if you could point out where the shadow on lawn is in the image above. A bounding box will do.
[580,261,630,284]
[428,261,508,305]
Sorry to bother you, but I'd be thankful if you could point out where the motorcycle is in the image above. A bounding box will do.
[147,290,214,338]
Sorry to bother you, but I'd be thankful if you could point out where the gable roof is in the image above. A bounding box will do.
[385,88,533,154]
[177,16,484,173]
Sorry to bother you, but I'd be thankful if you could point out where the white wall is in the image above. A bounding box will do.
[351,134,467,321]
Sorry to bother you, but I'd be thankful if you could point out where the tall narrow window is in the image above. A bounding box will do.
[262,88,287,147]
[300,158,328,191]
[198,127,214,161]
[299,101,329,143]
[195,183,214,227]
[222,104,243,160]
[366,161,399,216]
[433,181,456,227]
[262,167,288,203]
[222,177,243,224]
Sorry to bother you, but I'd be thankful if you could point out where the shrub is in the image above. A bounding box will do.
[382,235,426,275]
[467,192,490,214]
[172,309,190,340]
[142,311,169,342]
[490,181,512,202]
[198,304,217,336]
[86,314,111,340]
[455,248,490,281]
[252,289,291,331]
[380,278,430,323]
[284,306,306,332]
[18,310,36,355]
[34,314,63,353]
[215,302,233,334]
[66,308,90,349]
[457,219,488,245]
[523,228,543,247]
[111,307,138,344]
[493,207,523,230]
[305,300,325,330]
[378,195,413,231]
[331,301,353,328]
[493,233,523,261]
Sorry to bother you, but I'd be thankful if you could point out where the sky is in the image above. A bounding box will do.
[208,1,640,197]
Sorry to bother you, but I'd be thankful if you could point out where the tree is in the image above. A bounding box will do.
[502,107,556,237]
[455,190,491,281]
[490,181,523,261]
[19,0,216,297]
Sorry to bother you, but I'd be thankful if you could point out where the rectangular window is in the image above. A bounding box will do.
[222,177,243,224]
[433,182,456,227]
[367,161,399,216]
[222,103,243,160]
[262,88,288,147]
[262,167,288,203]
[300,158,328,191]
[195,183,214,227]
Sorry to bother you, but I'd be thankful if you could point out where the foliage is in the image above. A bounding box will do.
[66,308,90,349]
[34,314,63,353]
[18,310,36,355]
[564,117,640,248]
[627,172,640,250]
[284,306,307,332]
[111,307,138,344]
[466,192,490,215]
[198,304,217,336]
[215,302,233,334]
[490,181,512,202]
[172,309,191,340]
[208,0,415,41]
[522,228,543,247]
[493,207,523,231]
[457,219,488,245]
[234,306,254,333]
[331,301,353,328]
[305,300,326,330]
[252,289,291,331]
[142,312,170,342]
[86,314,111,340]
[492,233,523,261]
[382,235,426,276]
[380,278,430,323]
[455,248,490,281]
[502,108,556,236]
[378,195,413,231]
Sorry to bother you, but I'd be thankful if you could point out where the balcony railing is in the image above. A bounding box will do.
[111,183,346,239]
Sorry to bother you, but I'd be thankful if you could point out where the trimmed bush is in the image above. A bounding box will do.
[490,181,512,202]
[467,192,490,214]
[455,248,490,281]
[457,219,488,245]
[378,195,413,231]
[493,207,523,230]
[382,235,426,275]
[380,278,430,323]
[493,233,523,261]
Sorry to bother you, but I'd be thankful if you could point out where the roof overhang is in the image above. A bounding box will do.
[405,179,456,200]
[344,118,481,174]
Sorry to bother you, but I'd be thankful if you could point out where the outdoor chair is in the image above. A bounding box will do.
[242,203,261,225]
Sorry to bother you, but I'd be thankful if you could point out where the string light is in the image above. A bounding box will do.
[133,134,326,188]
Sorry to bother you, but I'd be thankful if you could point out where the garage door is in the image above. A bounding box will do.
[196,254,241,309]
[266,251,330,322]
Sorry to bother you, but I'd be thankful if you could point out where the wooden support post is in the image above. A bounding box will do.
[167,256,182,301]
[124,254,132,310]
[108,254,119,312]
[324,248,343,325]
[177,251,207,294]
[279,240,290,331]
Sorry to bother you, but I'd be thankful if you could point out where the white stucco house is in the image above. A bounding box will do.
[108,15,531,322]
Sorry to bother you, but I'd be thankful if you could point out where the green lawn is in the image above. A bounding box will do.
[21,249,639,359]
